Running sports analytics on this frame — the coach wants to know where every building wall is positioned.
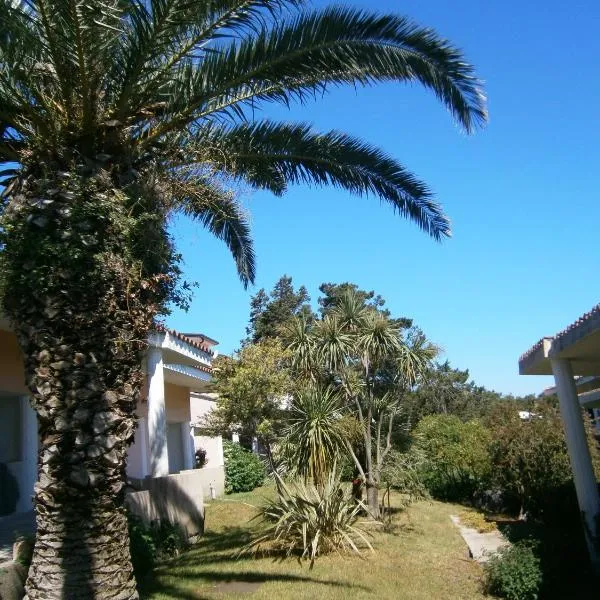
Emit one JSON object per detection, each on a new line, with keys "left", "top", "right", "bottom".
{"left": 0, "top": 329, "right": 28, "bottom": 395}
{"left": 0, "top": 331, "right": 37, "bottom": 514}
{"left": 127, "top": 411, "right": 150, "bottom": 480}
{"left": 165, "top": 383, "right": 191, "bottom": 422}
{"left": 190, "top": 393, "right": 224, "bottom": 469}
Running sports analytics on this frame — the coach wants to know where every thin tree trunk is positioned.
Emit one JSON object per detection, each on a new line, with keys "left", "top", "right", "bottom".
{"left": 366, "top": 480, "right": 379, "bottom": 519}
{"left": 2, "top": 170, "right": 168, "bottom": 598}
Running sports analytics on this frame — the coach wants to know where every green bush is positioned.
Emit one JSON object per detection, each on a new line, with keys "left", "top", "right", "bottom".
{"left": 247, "top": 471, "right": 372, "bottom": 567}
{"left": 127, "top": 513, "right": 189, "bottom": 579}
{"left": 128, "top": 514, "right": 157, "bottom": 578}
{"left": 485, "top": 401, "right": 600, "bottom": 522}
{"left": 223, "top": 440, "right": 266, "bottom": 493}
{"left": 484, "top": 541, "right": 542, "bottom": 600}
{"left": 412, "top": 414, "right": 492, "bottom": 501}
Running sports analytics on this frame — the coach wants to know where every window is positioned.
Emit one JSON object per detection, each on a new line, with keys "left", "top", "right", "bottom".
{"left": 0, "top": 396, "right": 22, "bottom": 463}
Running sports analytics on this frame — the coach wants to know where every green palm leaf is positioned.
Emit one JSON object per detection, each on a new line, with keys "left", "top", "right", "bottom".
{"left": 165, "top": 174, "right": 256, "bottom": 287}
{"left": 147, "top": 6, "right": 485, "bottom": 138}
{"left": 192, "top": 121, "right": 450, "bottom": 239}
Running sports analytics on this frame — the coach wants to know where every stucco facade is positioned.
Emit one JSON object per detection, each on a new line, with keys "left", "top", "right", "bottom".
{"left": 0, "top": 322, "right": 224, "bottom": 518}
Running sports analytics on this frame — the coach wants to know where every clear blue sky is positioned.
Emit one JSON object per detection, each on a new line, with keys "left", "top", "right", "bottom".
{"left": 168, "top": 0, "right": 600, "bottom": 396}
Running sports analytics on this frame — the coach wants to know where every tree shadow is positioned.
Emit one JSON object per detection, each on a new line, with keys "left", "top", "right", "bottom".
{"left": 140, "top": 568, "right": 370, "bottom": 599}
{"left": 497, "top": 518, "right": 599, "bottom": 600}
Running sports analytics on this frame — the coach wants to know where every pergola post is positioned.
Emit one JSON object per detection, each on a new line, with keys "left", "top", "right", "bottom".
{"left": 147, "top": 347, "right": 169, "bottom": 477}
{"left": 551, "top": 358, "right": 600, "bottom": 568}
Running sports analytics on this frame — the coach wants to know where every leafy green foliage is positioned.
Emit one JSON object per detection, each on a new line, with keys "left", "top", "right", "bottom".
{"left": 282, "top": 287, "right": 437, "bottom": 516}
{"left": 194, "top": 447, "right": 207, "bottom": 469}
{"left": 223, "top": 441, "right": 266, "bottom": 494}
{"left": 412, "top": 414, "right": 492, "bottom": 501}
{"left": 199, "top": 339, "right": 292, "bottom": 443}
{"left": 484, "top": 541, "right": 542, "bottom": 600}
{"left": 127, "top": 514, "right": 189, "bottom": 579}
{"left": 318, "top": 282, "right": 412, "bottom": 330}
{"left": 248, "top": 471, "right": 372, "bottom": 567}
{"left": 281, "top": 386, "right": 347, "bottom": 486}
{"left": 380, "top": 449, "right": 430, "bottom": 506}
{"left": 484, "top": 401, "right": 600, "bottom": 520}
{"left": 2, "top": 1, "right": 488, "bottom": 281}
{"left": 401, "top": 361, "right": 534, "bottom": 427}
{"left": 246, "top": 275, "right": 315, "bottom": 343}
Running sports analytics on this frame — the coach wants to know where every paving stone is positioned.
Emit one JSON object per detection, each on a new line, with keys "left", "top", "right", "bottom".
{"left": 450, "top": 514, "right": 509, "bottom": 563}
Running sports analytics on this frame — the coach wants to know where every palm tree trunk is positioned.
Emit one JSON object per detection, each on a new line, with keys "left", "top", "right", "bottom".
{"left": 20, "top": 336, "right": 142, "bottom": 600}
{"left": 2, "top": 170, "right": 167, "bottom": 598}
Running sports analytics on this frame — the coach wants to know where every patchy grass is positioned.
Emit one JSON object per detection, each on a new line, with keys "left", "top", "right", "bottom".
{"left": 141, "top": 486, "right": 485, "bottom": 600}
{"left": 458, "top": 508, "right": 499, "bottom": 534}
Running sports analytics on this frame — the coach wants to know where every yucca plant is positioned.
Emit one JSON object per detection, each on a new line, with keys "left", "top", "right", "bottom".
{"left": 247, "top": 470, "right": 372, "bottom": 567}
{"left": 282, "top": 386, "right": 346, "bottom": 486}
{"left": 284, "top": 290, "right": 437, "bottom": 518}
{"left": 1, "top": 0, "right": 485, "bottom": 596}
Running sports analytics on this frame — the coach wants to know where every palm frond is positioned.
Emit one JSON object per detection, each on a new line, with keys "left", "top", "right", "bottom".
{"left": 116, "top": 0, "right": 304, "bottom": 115}
{"left": 357, "top": 313, "right": 401, "bottom": 370}
{"left": 333, "top": 289, "right": 369, "bottom": 332}
{"left": 283, "top": 386, "right": 346, "bottom": 485}
{"left": 166, "top": 174, "right": 255, "bottom": 287}
{"left": 313, "top": 315, "right": 354, "bottom": 373}
{"left": 245, "top": 469, "right": 372, "bottom": 567}
{"left": 191, "top": 120, "right": 450, "bottom": 239}
{"left": 280, "top": 315, "right": 316, "bottom": 377}
{"left": 149, "top": 6, "right": 486, "bottom": 138}
{"left": 396, "top": 329, "right": 438, "bottom": 387}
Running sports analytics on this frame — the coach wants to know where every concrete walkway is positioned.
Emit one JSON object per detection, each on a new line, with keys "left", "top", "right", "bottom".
{"left": 450, "top": 515, "right": 509, "bottom": 563}
{"left": 0, "top": 511, "right": 35, "bottom": 562}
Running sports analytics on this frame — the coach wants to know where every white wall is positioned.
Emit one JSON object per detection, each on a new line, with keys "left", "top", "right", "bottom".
{"left": 127, "top": 414, "right": 149, "bottom": 479}
{"left": 190, "top": 393, "right": 224, "bottom": 468}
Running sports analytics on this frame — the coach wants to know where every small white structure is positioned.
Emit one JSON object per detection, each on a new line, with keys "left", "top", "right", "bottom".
{"left": 0, "top": 321, "right": 225, "bottom": 519}
{"left": 190, "top": 392, "right": 225, "bottom": 497}
{"left": 519, "top": 305, "right": 600, "bottom": 570}
{"left": 127, "top": 328, "right": 216, "bottom": 481}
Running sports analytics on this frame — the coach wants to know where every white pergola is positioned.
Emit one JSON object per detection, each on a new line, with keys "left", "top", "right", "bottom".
{"left": 519, "top": 305, "right": 600, "bottom": 569}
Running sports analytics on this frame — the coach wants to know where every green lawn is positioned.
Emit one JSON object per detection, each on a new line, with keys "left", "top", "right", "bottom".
{"left": 141, "top": 487, "right": 487, "bottom": 600}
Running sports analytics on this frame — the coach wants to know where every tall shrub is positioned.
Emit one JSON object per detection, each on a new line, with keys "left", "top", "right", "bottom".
{"left": 223, "top": 441, "right": 266, "bottom": 494}
{"left": 412, "top": 414, "right": 491, "bottom": 501}
{"left": 485, "top": 402, "right": 600, "bottom": 520}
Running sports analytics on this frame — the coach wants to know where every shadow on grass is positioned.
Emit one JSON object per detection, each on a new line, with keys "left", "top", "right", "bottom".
{"left": 139, "top": 525, "right": 371, "bottom": 598}
{"left": 141, "top": 571, "right": 368, "bottom": 600}
{"left": 496, "top": 518, "right": 599, "bottom": 600}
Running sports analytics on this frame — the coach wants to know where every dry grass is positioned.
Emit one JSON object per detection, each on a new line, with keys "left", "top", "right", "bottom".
{"left": 458, "top": 508, "right": 499, "bottom": 534}
{"left": 141, "top": 486, "right": 486, "bottom": 600}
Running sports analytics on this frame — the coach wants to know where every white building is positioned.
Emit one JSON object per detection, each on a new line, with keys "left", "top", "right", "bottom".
{"left": 0, "top": 320, "right": 225, "bottom": 520}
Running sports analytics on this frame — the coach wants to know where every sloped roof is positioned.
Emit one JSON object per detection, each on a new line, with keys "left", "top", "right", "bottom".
{"left": 154, "top": 324, "right": 216, "bottom": 357}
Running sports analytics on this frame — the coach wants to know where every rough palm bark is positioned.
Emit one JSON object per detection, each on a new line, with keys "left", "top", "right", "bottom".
{"left": 1, "top": 0, "right": 486, "bottom": 595}
{"left": 3, "top": 168, "right": 166, "bottom": 598}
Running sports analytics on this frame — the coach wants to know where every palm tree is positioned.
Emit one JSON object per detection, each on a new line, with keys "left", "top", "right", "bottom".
{"left": 303, "top": 290, "right": 437, "bottom": 517}
{"left": 0, "top": 0, "right": 485, "bottom": 596}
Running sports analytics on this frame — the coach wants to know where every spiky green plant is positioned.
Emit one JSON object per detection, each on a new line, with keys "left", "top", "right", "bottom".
{"left": 1, "top": 0, "right": 485, "bottom": 596}
{"left": 283, "top": 290, "right": 438, "bottom": 518}
{"left": 247, "top": 470, "right": 372, "bottom": 567}
{"left": 283, "top": 386, "right": 346, "bottom": 486}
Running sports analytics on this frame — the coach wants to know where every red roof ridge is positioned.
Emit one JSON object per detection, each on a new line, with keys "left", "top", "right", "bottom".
{"left": 154, "top": 324, "right": 216, "bottom": 357}
{"left": 519, "top": 302, "right": 600, "bottom": 362}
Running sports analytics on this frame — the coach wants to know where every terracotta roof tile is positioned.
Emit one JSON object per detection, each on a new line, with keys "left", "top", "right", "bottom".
{"left": 519, "top": 303, "right": 600, "bottom": 362}
{"left": 154, "top": 324, "right": 216, "bottom": 357}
